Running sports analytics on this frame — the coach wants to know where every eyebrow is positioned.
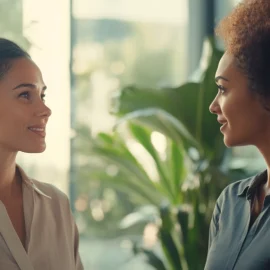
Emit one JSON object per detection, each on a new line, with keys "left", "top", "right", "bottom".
{"left": 12, "top": 83, "right": 47, "bottom": 91}
{"left": 215, "top": 76, "right": 229, "bottom": 83}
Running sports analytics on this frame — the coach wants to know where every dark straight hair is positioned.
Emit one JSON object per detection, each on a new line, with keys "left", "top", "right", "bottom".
{"left": 0, "top": 38, "right": 30, "bottom": 79}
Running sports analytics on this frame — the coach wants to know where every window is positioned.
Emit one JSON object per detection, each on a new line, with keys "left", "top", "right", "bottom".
{"left": 17, "top": 0, "right": 70, "bottom": 193}
{"left": 72, "top": 0, "right": 189, "bottom": 268}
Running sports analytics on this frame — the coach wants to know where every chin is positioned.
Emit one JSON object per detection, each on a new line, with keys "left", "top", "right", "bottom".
{"left": 21, "top": 143, "right": 47, "bottom": 153}
{"left": 223, "top": 136, "right": 249, "bottom": 148}
{"left": 223, "top": 140, "right": 234, "bottom": 148}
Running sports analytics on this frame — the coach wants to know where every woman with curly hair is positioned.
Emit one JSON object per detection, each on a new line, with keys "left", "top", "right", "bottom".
{"left": 205, "top": 0, "right": 270, "bottom": 269}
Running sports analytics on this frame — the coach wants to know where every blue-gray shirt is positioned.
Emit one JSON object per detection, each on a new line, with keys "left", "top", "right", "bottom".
{"left": 205, "top": 170, "right": 270, "bottom": 270}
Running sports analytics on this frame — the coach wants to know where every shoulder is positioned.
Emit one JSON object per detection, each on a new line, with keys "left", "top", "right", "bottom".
{"left": 222, "top": 176, "right": 252, "bottom": 196}
{"left": 216, "top": 175, "right": 254, "bottom": 208}
{"left": 17, "top": 163, "right": 70, "bottom": 205}
{"left": 32, "top": 179, "right": 68, "bottom": 201}
{"left": 31, "top": 179, "right": 72, "bottom": 212}
{"left": 31, "top": 179, "right": 75, "bottom": 226}
{"left": 31, "top": 179, "right": 70, "bottom": 208}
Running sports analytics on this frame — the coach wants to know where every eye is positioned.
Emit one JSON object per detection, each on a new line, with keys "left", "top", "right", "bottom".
{"left": 217, "top": 85, "right": 226, "bottom": 94}
{"left": 41, "top": 94, "right": 46, "bottom": 102}
{"left": 19, "top": 91, "right": 30, "bottom": 99}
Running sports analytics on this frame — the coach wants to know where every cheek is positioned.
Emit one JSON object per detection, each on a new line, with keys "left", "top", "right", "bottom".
{"left": 224, "top": 103, "right": 268, "bottom": 144}
{"left": 0, "top": 110, "right": 27, "bottom": 130}
{"left": 221, "top": 95, "right": 256, "bottom": 122}
{"left": 220, "top": 100, "right": 238, "bottom": 121}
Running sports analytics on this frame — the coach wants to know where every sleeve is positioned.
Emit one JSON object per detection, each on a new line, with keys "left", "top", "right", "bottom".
{"left": 208, "top": 201, "right": 221, "bottom": 250}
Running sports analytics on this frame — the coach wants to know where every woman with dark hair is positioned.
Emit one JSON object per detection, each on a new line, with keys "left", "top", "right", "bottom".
{"left": 205, "top": 0, "right": 270, "bottom": 269}
{"left": 0, "top": 38, "right": 83, "bottom": 270}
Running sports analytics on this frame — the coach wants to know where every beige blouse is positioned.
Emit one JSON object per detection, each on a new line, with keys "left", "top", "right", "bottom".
{"left": 0, "top": 165, "right": 84, "bottom": 270}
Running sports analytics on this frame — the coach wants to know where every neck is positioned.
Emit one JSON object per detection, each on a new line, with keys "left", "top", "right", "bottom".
{"left": 257, "top": 147, "right": 270, "bottom": 190}
{"left": 0, "top": 151, "right": 18, "bottom": 201}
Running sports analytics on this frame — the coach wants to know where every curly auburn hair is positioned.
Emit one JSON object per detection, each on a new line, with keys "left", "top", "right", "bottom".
{"left": 216, "top": 0, "right": 270, "bottom": 101}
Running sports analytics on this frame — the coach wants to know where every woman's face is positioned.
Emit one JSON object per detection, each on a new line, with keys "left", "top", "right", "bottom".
{"left": 209, "top": 52, "right": 270, "bottom": 148}
{"left": 0, "top": 57, "right": 51, "bottom": 153}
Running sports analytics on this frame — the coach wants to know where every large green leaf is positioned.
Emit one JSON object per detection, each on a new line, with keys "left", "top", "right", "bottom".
{"left": 128, "top": 123, "right": 176, "bottom": 200}
{"left": 111, "top": 82, "right": 200, "bottom": 136}
{"left": 89, "top": 135, "right": 165, "bottom": 204}
{"left": 92, "top": 133, "right": 156, "bottom": 186}
{"left": 167, "top": 141, "right": 187, "bottom": 204}
{"left": 159, "top": 203, "right": 188, "bottom": 270}
{"left": 114, "top": 108, "right": 201, "bottom": 154}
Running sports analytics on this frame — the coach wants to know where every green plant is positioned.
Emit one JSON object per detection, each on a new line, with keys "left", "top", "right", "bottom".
{"left": 81, "top": 37, "right": 246, "bottom": 269}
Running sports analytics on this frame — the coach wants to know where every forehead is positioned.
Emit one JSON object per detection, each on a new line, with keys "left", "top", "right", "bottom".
{"left": 1, "top": 58, "right": 44, "bottom": 86}
{"left": 215, "top": 52, "right": 237, "bottom": 78}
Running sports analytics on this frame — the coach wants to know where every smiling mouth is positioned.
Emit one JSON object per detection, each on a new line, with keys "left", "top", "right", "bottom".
{"left": 28, "top": 127, "right": 46, "bottom": 138}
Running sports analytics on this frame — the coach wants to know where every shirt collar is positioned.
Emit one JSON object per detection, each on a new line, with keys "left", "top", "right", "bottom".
{"left": 17, "top": 164, "right": 51, "bottom": 199}
{"left": 237, "top": 170, "right": 267, "bottom": 199}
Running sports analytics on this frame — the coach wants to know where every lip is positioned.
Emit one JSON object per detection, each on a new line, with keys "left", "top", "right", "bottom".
{"left": 220, "top": 122, "right": 227, "bottom": 132}
{"left": 217, "top": 118, "right": 227, "bottom": 125}
{"left": 217, "top": 118, "right": 228, "bottom": 132}
{"left": 28, "top": 126, "right": 46, "bottom": 138}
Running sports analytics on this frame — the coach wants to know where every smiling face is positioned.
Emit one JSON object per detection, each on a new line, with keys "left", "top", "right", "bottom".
{"left": 0, "top": 57, "right": 51, "bottom": 153}
{"left": 209, "top": 52, "right": 270, "bottom": 148}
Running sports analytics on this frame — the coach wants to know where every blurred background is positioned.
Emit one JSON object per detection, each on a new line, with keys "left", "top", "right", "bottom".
{"left": 1, "top": 0, "right": 266, "bottom": 269}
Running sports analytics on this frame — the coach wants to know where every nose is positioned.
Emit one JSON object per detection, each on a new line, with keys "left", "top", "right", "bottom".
{"left": 35, "top": 102, "right": 52, "bottom": 118}
{"left": 209, "top": 96, "right": 220, "bottom": 114}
